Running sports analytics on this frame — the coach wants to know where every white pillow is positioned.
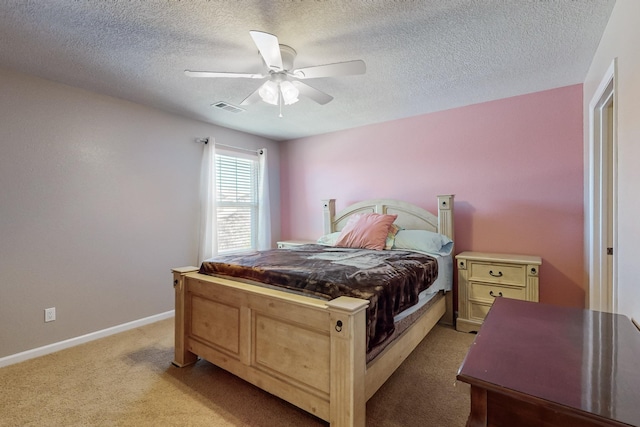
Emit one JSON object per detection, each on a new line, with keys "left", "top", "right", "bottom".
{"left": 393, "top": 229, "right": 453, "bottom": 255}
{"left": 317, "top": 232, "right": 341, "bottom": 246}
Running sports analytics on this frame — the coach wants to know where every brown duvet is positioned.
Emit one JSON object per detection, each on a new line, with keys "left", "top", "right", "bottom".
{"left": 199, "top": 244, "right": 438, "bottom": 351}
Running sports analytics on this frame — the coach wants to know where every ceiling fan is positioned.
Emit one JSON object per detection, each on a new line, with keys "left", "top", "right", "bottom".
{"left": 185, "top": 31, "right": 366, "bottom": 115}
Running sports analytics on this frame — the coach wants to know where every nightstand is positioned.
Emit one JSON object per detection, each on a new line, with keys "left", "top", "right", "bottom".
{"left": 455, "top": 251, "right": 542, "bottom": 333}
{"left": 276, "top": 240, "right": 315, "bottom": 249}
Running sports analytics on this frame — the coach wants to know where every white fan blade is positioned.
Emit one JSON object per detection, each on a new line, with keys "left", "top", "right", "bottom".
{"left": 292, "top": 60, "right": 366, "bottom": 79}
{"left": 184, "top": 70, "right": 265, "bottom": 79}
{"left": 249, "top": 30, "right": 283, "bottom": 71}
{"left": 240, "top": 86, "right": 263, "bottom": 106}
{"left": 292, "top": 81, "right": 333, "bottom": 105}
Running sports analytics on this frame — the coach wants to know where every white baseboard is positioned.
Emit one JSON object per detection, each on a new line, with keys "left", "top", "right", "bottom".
{"left": 0, "top": 310, "right": 175, "bottom": 368}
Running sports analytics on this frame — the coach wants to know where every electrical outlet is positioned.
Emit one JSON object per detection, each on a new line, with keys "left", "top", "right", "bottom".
{"left": 44, "top": 307, "right": 56, "bottom": 322}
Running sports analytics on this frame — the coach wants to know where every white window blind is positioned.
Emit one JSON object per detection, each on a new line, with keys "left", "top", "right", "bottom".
{"left": 215, "top": 150, "right": 259, "bottom": 254}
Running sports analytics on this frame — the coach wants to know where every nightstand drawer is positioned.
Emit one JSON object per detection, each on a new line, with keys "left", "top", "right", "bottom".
{"left": 468, "top": 262, "right": 526, "bottom": 286}
{"left": 469, "top": 302, "right": 492, "bottom": 321}
{"left": 470, "top": 282, "right": 526, "bottom": 303}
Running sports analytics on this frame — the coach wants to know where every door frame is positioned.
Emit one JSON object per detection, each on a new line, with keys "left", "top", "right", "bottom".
{"left": 587, "top": 58, "right": 618, "bottom": 313}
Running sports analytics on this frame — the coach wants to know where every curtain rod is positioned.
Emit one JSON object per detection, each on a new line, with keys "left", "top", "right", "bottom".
{"left": 195, "top": 137, "right": 262, "bottom": 155}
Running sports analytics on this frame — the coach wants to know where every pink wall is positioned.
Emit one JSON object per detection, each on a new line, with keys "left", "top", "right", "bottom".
{"left": 280, "top": 84, "right": 584, "bottom": 308}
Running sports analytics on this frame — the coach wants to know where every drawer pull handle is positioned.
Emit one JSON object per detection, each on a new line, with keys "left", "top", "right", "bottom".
{"left": 489, "top": 290, "right": 503, "bottom": 297}
{"left": 489, "top": 270, "right": 503, "bottom": 277}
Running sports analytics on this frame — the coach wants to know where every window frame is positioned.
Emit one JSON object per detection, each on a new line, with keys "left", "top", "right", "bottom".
{"left": 215, "top": 148, "right": 260, "bottom": 254}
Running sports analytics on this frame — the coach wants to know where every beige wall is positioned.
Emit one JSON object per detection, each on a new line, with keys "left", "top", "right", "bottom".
{"left": 583, "top": 0, "right": 640, "bottom": 323}
{"left": 0, "top": 68, "right": 279, "bottom": 359}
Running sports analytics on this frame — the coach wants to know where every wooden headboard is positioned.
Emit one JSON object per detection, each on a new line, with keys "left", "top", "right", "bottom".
{"left": 322, "top": 195, "right": 454, "bottom": 242}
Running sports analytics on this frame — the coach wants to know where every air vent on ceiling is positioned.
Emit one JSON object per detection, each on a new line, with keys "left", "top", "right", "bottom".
{"left": 211, "top": 101, "right": 244, "bottom": 113}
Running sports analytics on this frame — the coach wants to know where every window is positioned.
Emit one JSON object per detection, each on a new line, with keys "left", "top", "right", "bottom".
{"left": 215, "top": 149, "right": 259, "bottom": 254}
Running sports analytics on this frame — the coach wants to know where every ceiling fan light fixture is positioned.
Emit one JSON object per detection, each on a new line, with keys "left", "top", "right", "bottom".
{"left": 258, "top": 80, "right": 279, "bottom": 105}
{"left": 258, "top": 79, "right": 299, "bottom": 106}
{"left": 280, "top": 81, "right": 299, "bottom": 105}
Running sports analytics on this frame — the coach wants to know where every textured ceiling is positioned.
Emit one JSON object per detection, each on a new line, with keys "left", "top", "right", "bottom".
{"left": 0, "top": 1, "right": 615, "bottom": 141}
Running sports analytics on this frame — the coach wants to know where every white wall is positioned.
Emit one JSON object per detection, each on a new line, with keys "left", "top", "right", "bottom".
{"left": 583, "top": 0, "right": 640, "bottom": 323}
{"left": 0, "top": 67, "right": 279, "bottom": 359}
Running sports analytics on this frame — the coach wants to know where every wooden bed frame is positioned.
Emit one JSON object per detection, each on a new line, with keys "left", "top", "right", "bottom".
{"left": 172, "top": 195, "right": 454, "bottom": 427}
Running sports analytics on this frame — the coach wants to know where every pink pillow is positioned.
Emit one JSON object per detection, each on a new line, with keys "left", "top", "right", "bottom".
{"left": 335, "top": 213, "right": 398, "bottom": 250}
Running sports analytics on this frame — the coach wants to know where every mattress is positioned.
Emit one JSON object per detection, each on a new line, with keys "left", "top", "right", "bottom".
{"left": 394, "top": 252, "right": 452, "bottom": 322}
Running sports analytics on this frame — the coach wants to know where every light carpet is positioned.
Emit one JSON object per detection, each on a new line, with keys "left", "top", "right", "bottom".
{"left": 0, "top": 319, "right": 475, "bottom": 426}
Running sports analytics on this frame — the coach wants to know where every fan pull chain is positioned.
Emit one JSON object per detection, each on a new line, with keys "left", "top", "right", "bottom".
{"left": 278, "top": 85, "right": 283, "bottom": 118}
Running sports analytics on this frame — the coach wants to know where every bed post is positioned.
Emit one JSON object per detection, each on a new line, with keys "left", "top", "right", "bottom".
{"left": 437, "top": 195, "right": 455, "bottom": 326}
{"left": 323, "top": 199, "right": 336, "bottom": 234}
{"left": 172, "top": 267, "right": 199, "bottom": 367}
{"left": 437, "top": 194, "right": 454, "bottom": 242}
{"left": 326, "top": 296, "right": 369, "bottom": 427}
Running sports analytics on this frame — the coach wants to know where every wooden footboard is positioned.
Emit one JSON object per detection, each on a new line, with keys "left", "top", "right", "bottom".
{"left": 173, "top": 267, "right": 446, "bottom": 427}
{"left": 173, "top": 268, "right": 371, "bottom": 425}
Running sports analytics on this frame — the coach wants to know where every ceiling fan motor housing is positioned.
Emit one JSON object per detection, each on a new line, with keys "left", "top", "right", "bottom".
{"left": 277, "top": 45, "right": 296, "bottom": 71}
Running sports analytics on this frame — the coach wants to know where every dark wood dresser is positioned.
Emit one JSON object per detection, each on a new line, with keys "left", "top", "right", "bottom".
{"left": 457, "top": 298, "right": 640, "bottom": 427}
